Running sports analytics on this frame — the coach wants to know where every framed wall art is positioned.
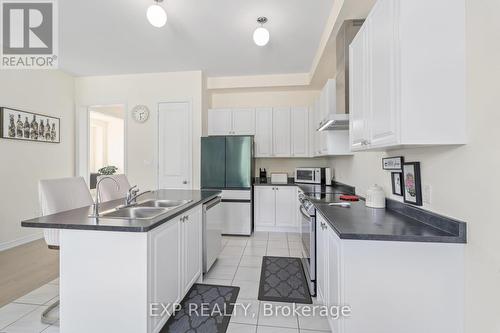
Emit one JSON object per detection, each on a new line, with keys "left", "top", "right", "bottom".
{"left": 391, "top": 172, "right": 403, "bottom": 196}
{"left": 0, "top": 107, "right": 60, "bottom": 143}
{"left": 403, "top": 162, "right": 422, "bottom": 206}
{"left": 382, "top": 156, "right": 404, "bottom": 170}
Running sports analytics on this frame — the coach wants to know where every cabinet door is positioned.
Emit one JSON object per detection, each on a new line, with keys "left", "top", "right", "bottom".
{"left": 368, "top": 0, "right": 399, "bottom": 147}
{"left": 291, "top": 107, "right": 309, "bottom": 157}
{"left": 208, "top": 109, "right": 232, "bottom": 135}
{"left": 149, "top": 219, "right": 181, "bottom": 331}
{"left": 326, "top": 223, "right": 342, "bottom": 333}
{"left": 254, "top": 186, "right": 276, "bottom": 227}
{"left": 349, "top": 28, "right": 370, "bottom": 151}
{"left": 272, "top": 107, "right": 291, "bottom": 157}
{"left": 255, "top": 108, "right": 274, "bottom": 157}
{"left": 182, "top": 207, "right": 202, "bottom": 294}
{"left": 275, "top": 186, "right": 297, "bottom": 228}
{"left": 316, "top": 214, "right": 327, "bottom": 303}
{"left": 232, "top": 108, "right": 256, "bottom": 135}
{"left": 312, "top": 99, "right": 322, "bottom": 157}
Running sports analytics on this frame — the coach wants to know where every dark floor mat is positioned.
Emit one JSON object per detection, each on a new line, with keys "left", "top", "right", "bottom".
{"left": 160, "top": 283, "right": 239, "bottom": 333}
{"left": 258, "top": 256, "right": 312, "bottom": 304}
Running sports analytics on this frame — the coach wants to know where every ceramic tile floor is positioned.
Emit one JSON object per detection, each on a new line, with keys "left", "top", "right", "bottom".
{"left": 0, "top": 279, "right": 59, "bottom": 333}
{"left": 0, "top": 232, "right": 331, "bottom": 333}
{"left": 203, "top": 232, "right": 332, "bottom": 333}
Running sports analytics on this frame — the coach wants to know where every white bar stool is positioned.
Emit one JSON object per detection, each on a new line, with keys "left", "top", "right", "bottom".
{"left": 38, "top": 176, "right": 94, "bottom": 324}
{"left": 96, "top": 174, "right": 131, "bottom": 202}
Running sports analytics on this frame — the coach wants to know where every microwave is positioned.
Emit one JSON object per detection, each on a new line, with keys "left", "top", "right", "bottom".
{"left": 295, "top": 167, "right": 332, "bottom": 185}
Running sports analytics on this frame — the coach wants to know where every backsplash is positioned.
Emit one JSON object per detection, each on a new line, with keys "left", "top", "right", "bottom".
{"left": 254, "top": 157, "right": 330, "bottom": 177}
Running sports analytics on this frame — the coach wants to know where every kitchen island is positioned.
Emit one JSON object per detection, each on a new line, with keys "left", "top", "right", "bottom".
{"left": 22, "top": 189, "right": 221, "bottom": 333}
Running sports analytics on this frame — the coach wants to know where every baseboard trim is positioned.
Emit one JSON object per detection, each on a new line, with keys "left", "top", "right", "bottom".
{"left": 0, "top": 233, "right": 44, "bottom": 252}
{"left": 255, "top": 226, "right": 300, "bottom": 233}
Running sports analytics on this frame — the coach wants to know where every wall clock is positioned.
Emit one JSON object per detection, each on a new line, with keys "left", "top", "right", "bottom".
{"left": 132, "top": 105, "right": 150, "bottom": 123}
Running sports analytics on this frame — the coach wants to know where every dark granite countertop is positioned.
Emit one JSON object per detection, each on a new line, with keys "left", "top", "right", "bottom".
{"left": 21, "top": 189, "right": 221, "bottom": 232}
{"left": 295, "top": 182, "right": 466, "bottom": 244}
{"left": 313, "top": 199, "right": 466, "bottom": 243}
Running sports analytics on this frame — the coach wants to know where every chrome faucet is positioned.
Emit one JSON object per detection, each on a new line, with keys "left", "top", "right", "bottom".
{"left": 91, "top": 177, "right": 120, "bottom": 218}
{"left": 125, "top": 185, "right": 151, "bottom": 206}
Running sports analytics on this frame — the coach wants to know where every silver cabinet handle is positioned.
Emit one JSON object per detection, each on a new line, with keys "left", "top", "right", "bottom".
{"left": 186, "top": 215, "right": 189, "bottom": 221}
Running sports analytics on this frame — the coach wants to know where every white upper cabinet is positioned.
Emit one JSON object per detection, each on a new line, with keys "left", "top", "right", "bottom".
{"left": 367, "top": 0, "right": 398, "bottom": 147}
{"left": 232, "top": 108, "right": 256, "bottom": 135}
{"left": 349, "top": 0, "right": 466, "bottom": 151}
{"left": 272, "top": 107, "right": 291, "bottom": 157}
{"left": 208, "top": 108, "right": 255, "bottom": 136}
{"left": 255, "top": 108, "right": 273, "bottom": 157}
{"left": 290, "top": 107, "right": 309, "bottom": 157}
{"left": 208, "top": 108, "right": 232, "bottom": 136}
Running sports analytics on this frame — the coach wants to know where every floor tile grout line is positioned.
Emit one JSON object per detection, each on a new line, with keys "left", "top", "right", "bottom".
{"left": 0, "top": 302, "right": 49, "bottom": 331}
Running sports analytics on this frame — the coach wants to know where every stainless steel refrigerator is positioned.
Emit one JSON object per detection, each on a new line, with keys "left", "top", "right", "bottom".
{"left": 201, "top": 136, "right": 253, "bottom": 235}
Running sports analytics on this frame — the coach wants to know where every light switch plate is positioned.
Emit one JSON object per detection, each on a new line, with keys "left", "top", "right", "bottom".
{"left": 423, "top": 184, "right": 432, "bottom": 204}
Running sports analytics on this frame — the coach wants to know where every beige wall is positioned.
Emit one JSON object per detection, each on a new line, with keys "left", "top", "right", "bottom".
{"left": 209, "top": 89, "right": 324, "bottom": 175}
{"left": 329, "top": 0, "right": 500, "bottom": 331}
{"left": 75, "top": 71, "right": 203, "bottom": 190}
{"left": 0, "top": 70, "right": 75, "bottom": 249}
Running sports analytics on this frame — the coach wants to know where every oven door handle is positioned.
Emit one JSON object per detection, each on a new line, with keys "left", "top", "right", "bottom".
{"left": 300, "top": 206, "right": 313, "bottom": 220}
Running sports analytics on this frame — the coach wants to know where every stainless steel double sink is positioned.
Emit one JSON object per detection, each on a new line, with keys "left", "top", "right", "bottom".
{"left": 99, "top": 199, "right": 192, "bottom": 220}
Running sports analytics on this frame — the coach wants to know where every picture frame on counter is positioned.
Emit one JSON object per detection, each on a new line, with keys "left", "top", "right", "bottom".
{"left": 0, "top": 107, "right": 60, "bottom": 143}
{"left": 382, "top": 156, "right": 404, "bottom": 170}
{"left": 403, "top": 162, "right": 422, "bottom": 206}
{"left": 391, "top": 172, "right": 404, "bottom": 196}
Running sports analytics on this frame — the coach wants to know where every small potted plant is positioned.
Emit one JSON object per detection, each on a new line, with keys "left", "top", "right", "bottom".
{"left": 98, "top": 166, "right": 118, "bottom": 175}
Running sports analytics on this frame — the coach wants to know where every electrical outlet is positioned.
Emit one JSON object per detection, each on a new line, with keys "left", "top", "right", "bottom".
{"left": 423, "top": 184, "right": 432, "bottom": 204}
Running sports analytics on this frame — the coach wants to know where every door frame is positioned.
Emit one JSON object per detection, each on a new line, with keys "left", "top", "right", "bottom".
{"left": 156, "top": 100, "right": 193, "bottom": 190}
{"left": 76, "top": 103, "right": 128, "bottom": 186}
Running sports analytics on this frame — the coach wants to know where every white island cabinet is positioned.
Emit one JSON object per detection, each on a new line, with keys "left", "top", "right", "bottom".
{"left": 316, "top": 212, "right": 464, "bottom": 333}
{"left": 59, "top": 205, "right": 202, "bottom": 333}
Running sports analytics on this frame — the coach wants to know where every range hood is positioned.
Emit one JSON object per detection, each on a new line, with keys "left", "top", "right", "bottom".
{"left": 318, "top": 19, "right": 364, "bottom": 132}
{"left": 317, "top": 113, "right": 350, "bottom": 131}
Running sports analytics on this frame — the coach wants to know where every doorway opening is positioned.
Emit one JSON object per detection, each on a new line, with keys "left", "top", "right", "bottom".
{"left": 88, "top": 105, "right": 125, "bottom": 190}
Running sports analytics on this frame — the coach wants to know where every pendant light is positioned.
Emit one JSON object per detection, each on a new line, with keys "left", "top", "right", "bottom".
{"left": 253, "top": 17, "right": 270, "bottom": 46}
{"left": 147, "top": 0, "right": 167, "bottom": 28}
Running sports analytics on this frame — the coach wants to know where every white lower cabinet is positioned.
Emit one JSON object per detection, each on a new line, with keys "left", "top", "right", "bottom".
{"left": 148, "top": 218, "right": 182, "bottom": 333}
{"left": 148, "top": 206, "right": 202, "bottom": 332}
{"left": 254, "top": 186, "right": 298, "bottom": 232}
{"left": 181, "top": 206, "right": 202, "bottom": 294}
{"left": 315, "top": 212, "right": 465, "bottom": 333}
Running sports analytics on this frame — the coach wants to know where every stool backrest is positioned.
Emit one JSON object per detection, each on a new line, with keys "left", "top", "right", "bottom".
{"left": 39, "top": 177, "right": 94, "bottom": 247}
{"left": 96, "top": 174, "right": 131, "bottom": 202}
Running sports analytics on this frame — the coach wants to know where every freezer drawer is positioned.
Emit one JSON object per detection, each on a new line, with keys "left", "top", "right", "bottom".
{"left": 221, "top": 201, "right": 252, "bottom": 236}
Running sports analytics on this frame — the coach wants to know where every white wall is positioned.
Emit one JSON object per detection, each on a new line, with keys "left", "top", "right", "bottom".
{"left": 0, "top": 70, "right": 75, "bottom": 249}
{"left": 76, "top": 71, "right": 203, "bottom": 190}
{"left": 329, "top": 0, "right": 500, "bottom": 330}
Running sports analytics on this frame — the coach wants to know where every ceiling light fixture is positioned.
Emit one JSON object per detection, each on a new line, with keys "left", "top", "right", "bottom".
{"left": 253, "top": 17, "right": 270, "bottom": 46}
{"left": 147, "top": 0, "right": 167, "bottom": 28}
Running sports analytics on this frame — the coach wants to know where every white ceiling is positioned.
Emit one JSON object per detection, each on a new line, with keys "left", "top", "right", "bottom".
{"left": 59, "top": 0, "right": 334, "bottom": 77}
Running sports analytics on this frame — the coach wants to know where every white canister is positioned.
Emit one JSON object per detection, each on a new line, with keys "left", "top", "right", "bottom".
{"left": 366, "top": 184, "right": 386, "bottom": 208}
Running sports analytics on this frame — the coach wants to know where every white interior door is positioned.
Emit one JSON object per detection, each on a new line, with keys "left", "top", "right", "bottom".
{"left": 158, "top": 102, "right": 192, "bottom": 189}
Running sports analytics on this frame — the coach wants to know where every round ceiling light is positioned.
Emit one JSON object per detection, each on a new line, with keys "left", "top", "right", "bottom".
{"left": 253, "top": 17, "right": 270, "bottom": 46}
{"left": 147, "top": 0, "right": 167, "bottom": 28}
